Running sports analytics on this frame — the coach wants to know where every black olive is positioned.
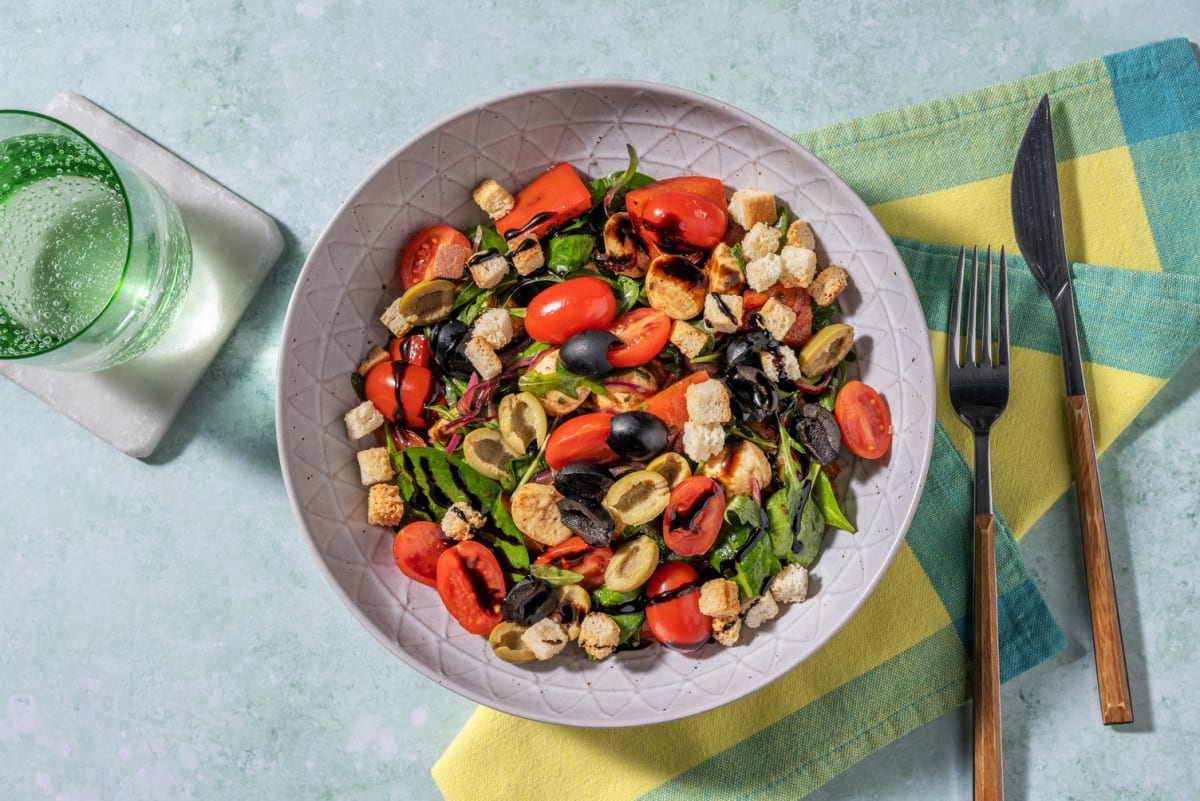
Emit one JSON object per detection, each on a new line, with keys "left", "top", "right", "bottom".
{"left": 724, "top": 365, "right": 778, "bottom": 424}
{"left": 795, "top": 403, "right": 841, "bottom": 465}
{"left": 556, "top": 496, "right": 616, "bottom": 547}
{"left": 722, "top": 330, "right": 776, "bottom": 370}
{"left": 605, "top": 411, "right": 668, "bottom": 460}
{"left": 428, "top": 319, "right": 473, "bottom": 379}
{"left": 553, "top": 461, "right": 615, "bottom": 502}
{"left": 501, "top": 577, "right": 557, "bottom": 626}
{"left": 558, "top": 329, "right": 620, "bottom": 376}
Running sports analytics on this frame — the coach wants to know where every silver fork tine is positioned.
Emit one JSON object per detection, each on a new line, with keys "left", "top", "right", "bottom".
{"left": 950, "top": 246, "right": 965, "bottom": 368}
{"left": 983, "top": 246, "right": 994, "bottom": 366}
{"left": 997, "top": 246, "right": 1010, "bottom": 368}
{"left": 967, "top": 246, "right": 979, "bottom": 366}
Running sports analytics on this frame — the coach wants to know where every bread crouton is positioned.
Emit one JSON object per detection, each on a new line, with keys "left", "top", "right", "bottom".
{"left": 741, "top": 222, "right": 782, "bottom": 260}
{"left": 785, "top": 218, "right": 817, "bottom": 250}
{"left": 711, "top": 615, "right": 741, "bottom": 646}
{"left": 367, "top": 483, "right": 404, "bottom": 527}
{"left": 704, "top": 293, "right": 743, "bottom": 334}
{"left": 511, "top": 483, "right": 573, "bottom": 547}
{"left": 686, "top": 379, "right": 731, "bottom": 424}
{"left": 429, "top": 241, "right": 470, "bottom": 281}
{"left": 464, "top": 336, "right": 502, "bottom": 380}
{"left": 468, "top": 251, "right": 509, "bottom": 289}
{"left": 706, "top": 242, "right": 745, "bottom": 294}
{"left": 441, "top": 502, "right": 485, "bottom": 541}
{"left": 699, "top": 578, "right": 741, "bottom": 617}
{"left": 669, "top": 320, "right": 708, "bottom": 360}
{"left": 577, "top": 612, "right": 621, "bottom": 660}
{"left": 356, "top": 447, "right": 394, "bottom": 485}
{"left": 472, "top": 308, "right": 514, "bottom": 349}
{"left": 779, "top": 245, "right": 817, "bottom": 289}
{"left": 521, "top": 617, "right": 568, "bottom": 661}
{"left": 358, "top": 346, "right": 390, "bottom": 376}
{"left": 771, "top": 563, "right": 810, "bottom": 604}
{"left": 760, "top": 345, "right": 802, "bottom": 384}
{"left": 755, "top": 297, "right": 797, "bottom": 342}
{"left": 745, "top": 254, "right": 783, "bottom": 292}
{"left": 472, "top": 178, "right": 515, "bottom": 220}
{"left": 379, "top": 297, "right": 415, "bottom": 338}
{"left": 509, "top": 235, "right": 544, "bottom": 276}
{"left": 682, "top": 421, "right": 725, "bottom": 463}
{"left": 728, "top": 189, "right": 778, "bottom": 229}
{"left": 740, "top": 592, "right": 779, "bottom": 629}
{"left": 810, "top": 265, "right": 849, "bottom": 307}
{"left": 345, "top": 401, "right": 385, "bottom": 440}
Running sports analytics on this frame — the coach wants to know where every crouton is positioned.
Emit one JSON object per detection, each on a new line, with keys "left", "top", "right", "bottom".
{"left": 701, "top": 441, "right": 772, "bottom": 498}
{"left": 740, "top": 593, "right": 779, "bottom": 629}
{"left": 472, "top": 178, "right": 515, "bottom": 220}
{"left": 528, "top": 349, "right": 590, "bottom": 416}
{"left": 468, "top": 251, "right": 509, "bottom": 289}
{"left": 741, "top": 222, "right": 782, "bottom": 260}
{"left": 728, "top": 189, "right": 778, "bottom": 229}
{"left": 760, "top": 345, "right": 802, "bottom": 384}
{"left": 345, "top": 401, "right": 385, "bottom": 440}
{"left": 745, "top": 254, "right": 783, "bottom": 292}
{"left": 379, "top": 297, "right": 415, "bottom": 338}
{"left": 356, "top": 447, "right": 394, "bottom": 486}
{"left": 682, "top": 421, "right": 726, "bottom": 463}
{"left": 686, "top": 379, "right": 731, "bottom": 424}
{"left": 645, "top": 255, "right": 707, "bottom": 320}
{"left": 367, "top": 483, "right": 404, "bottom": 527}
{"left": 706, "top": 242, "right": 745, "bottom": 294}
{"left": 699, "top": 579, "right": 741, "bottom": 618}
{"left": 785, "top": 218, "right": 817, "bottom": 250}
{"left": 429, "top": 241, "right": 470, "bottom": 281}
{"left": 464, "top": 336, "right": 502, "bottom": 380}
{"left": 521, "top": 617, "right": 568, "bottom": 661}
{"left": 441, "top": 502, "right": 485, "bottom": 541}
{"left": 810, "top": 265, "right": 849, "bottom": 307}
{"left": 577, "top": 612, "right": 621, "bottom": 660}
{"left": 669, "top": 320, "right": 708, "bottom": 360}
{"left": 704, "top": 293, "right": 743, "bottom": 334}
{"left": 771, "top": 563, "right": 810, "bottom": 604}
{"left": 779, "top": 245, "right": 817, "bottom": 289}
{"left": 509, "top": 235, "right": 544, "bottom": 276}
{"left": 511, "top": 483, "right": 573, "bottom": 547}
{"left": 472, "top": 308, "right": 514, "bottom": 349}
{"left": 358, "top": 346, "right": 390, "bottom": 376}
{"left": 755, "top": 297, "right": 797, "bottom": 342}
{"left": 711, "top": 615, "right": 741, "bottom": 646}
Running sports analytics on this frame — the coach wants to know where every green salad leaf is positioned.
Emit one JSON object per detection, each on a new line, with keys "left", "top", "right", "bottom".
{"left": 547, "top": 231, "right": 596, "bottom": 274}
{"left": 710, "top": 494, "right": 780, "bottom": 600}
{"left": 530, "top": 564, "right": 584, "bottom": 586}
{"left": 586, "top": 144, "right": 656, "bottom": 210}
{"left": 590, "top": 586, "right": 644, "bottom": 645}
{"left": 518, "top": 360, "right": 607, "bottom": 399}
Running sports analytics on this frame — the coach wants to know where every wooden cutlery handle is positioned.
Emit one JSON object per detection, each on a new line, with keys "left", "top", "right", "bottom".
{"left": 1066, "top": 394, "right": 1134, "bottom": 725}
{"left": 973, "top": 513, "right": 1003, "bottom": 801}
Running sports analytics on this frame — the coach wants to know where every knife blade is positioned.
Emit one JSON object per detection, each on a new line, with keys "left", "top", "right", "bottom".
{"left": 1011, "top": 94, "right": 1134, "bottom": 725}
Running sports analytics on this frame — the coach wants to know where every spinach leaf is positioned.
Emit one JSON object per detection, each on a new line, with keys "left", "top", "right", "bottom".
{"left": 590, "top": 586, "right": 644, "bottom": 645}
{"left": 464, "top": 222, "right": 508, "bottom": 254}
{"left": 612, "top": 274, "right": 641, "bottom": 316}
{"left": 814, "top": 467, "right": 855, "bottom": 533}
{"left": 710, "top": 494, "right": 780, "bottom": 600}
{"left": 547, "top": 233, "right": 596, "bottom": 274}
{"left": 791, "top": 479, "right": 827, "bottom": 567}
{"left": 518, "top": 360, "right": 607, "bottom": 399}
{"left": 350, "top": 371, "right": 366, "bottom": 403}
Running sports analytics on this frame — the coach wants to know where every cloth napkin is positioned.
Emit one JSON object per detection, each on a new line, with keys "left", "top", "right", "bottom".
{"left": 433, "top": 39, "right": 1200, "bottom": 801}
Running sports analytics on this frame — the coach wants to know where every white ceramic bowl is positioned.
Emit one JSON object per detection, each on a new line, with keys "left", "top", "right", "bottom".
{"left": 276, "top": 81, "right": 935, "bottom": 727}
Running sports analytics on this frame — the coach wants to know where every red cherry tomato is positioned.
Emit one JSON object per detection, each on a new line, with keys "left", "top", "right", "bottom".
{"left": 533, "top": 536, "right": 613, "bottom": 590}
{"left": 397, "top": 224, "right": 471, "bottom": 289}
{"left": 544, "top": 412, "right": 618, "bottom": 470}
{"left": 524, "top": 277, "right": 618, "bottom": 344}
{"left": 662, "top": 475, "right": 726, "bottom": 556}
{"left": 365, "top": 361, "right": 437, "bottom": 428}
{"left": 605, "top": 308, "right": 671, "bottom": 368}
{"left": 644, "top": 561, "right": 711, "bottom": 653}
{"left": 392, "top": 521, "right": 451, "bottom": 587}
{"left": 389, "top": 334, "right": 431, "bottom": 367}
{"left": 641, "top": 371, "right": 709, "bottom": 429}
{"left": 742, "top": 285, "right": 813, "bottom": 347}
{"left": 496, "top": 162, "right": 592, "bottom": 241}
{"left": 436, "top": 540, "right": 506, "bottom": 635}
{"left": 834, "top": 380, "right": 893, "bottom": 460}
{"left": 638, "top": 190, "right": 728, "bottom": 252}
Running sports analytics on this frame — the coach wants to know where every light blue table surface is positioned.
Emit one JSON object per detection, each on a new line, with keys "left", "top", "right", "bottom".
{"left": 3, "top": 3, "right": 1198, "bottom": 799}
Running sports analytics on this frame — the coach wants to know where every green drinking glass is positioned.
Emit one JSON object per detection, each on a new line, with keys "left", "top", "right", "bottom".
{"left": 0, "top": 110, "right": 191, "bottom": 371}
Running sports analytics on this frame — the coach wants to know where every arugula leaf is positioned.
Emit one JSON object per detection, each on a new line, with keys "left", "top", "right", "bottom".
{"left": 530, "top": 564, "right": 584, "bottom": 586}
{"left": 729, "top": 242, "right": 748, "bottom": 276}
{"left": 518, "top": 360, "right": 607, "bottom": 399}
{"left": 586, "top": 144, "right": 655, "bottom": 210}
{"left": 710, "top": 494, "right": 780, "bottom": 600}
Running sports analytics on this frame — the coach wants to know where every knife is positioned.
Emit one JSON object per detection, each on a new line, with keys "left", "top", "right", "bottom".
{"left": 1011, "top": 94, "right": 1133, "bottom": 725}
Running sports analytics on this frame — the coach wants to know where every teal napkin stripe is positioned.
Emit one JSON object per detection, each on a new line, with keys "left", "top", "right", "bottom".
{"left": 895, "top": 239, "right": 1200, "bottom": 380}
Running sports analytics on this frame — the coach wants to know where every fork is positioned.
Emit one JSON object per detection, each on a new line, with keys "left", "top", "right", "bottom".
{"left": 948, "top": 246, "right": 1009, "bottom": 801}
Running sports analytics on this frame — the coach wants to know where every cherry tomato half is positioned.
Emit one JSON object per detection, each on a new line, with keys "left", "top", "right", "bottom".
{"left": 365, "top": 360, "right": 437, "bottom": 428}
{"left": 662, "top": 475, "right": 726, "bottom": 556}
{"left": 834, "top": 380, "right": 893, "bottom": 460}
{"left": 742, "top": 285, "right": 813, "bottom": 347}
{"left": 606, "top": 308, "right": 671, "bottom": 368}
{"left": 392, "top": 521, "right": 452, "bottom": 587}
{"left": 524, "top": 277, "right": 618, "bottom": 345}
{"left": 389, "top": 333, "right": 431, "bottom": 367}
{"left": 533, "top": 536, "right": 613, "bottom": 590}
{"left": 638, "top": 190, "right": 728, "bottom": 253}
{"left": 496, "top": 162, "right": 593, "bottom": 241}
{"left": 398, "top": 224, "right": 471, "bottom": 289}
{"left": 436, "top": 540, "right": 507, "bottom": 635}
{"left": 544, "top": 412, "right": 618, "bottom": 471}
{"left": 644, "top": 561, "right": 711, "bottom": 653}
{"left": 641, "top": 371, "right": 709, "bottom": 429}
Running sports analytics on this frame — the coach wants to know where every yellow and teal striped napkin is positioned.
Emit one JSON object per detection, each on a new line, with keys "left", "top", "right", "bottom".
{"left": 434, "top": 39, "right": 1200, "bottom": 800}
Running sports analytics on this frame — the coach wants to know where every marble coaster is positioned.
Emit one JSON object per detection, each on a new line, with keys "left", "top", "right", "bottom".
{"left": 0, "top": 92, "right": 284, "bottom": 458}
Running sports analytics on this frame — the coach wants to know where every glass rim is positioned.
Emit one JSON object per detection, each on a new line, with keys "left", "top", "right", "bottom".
{"left": 0, "top": 109, "right": 133, "bottom": 360}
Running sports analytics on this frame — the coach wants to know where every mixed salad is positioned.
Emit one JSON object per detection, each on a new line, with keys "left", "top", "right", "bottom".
{"left": 343, "top": 148, "right": 893, "bottom": 663}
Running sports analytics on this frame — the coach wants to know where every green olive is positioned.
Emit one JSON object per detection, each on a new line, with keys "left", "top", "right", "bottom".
{"left": 604, "top": 536, "right": 661, "bottom": 592}
{"left": 397, "top": 279, "right": 456, "bottom": 325}
{"left": 602, "top": 469, "right": 670, "bottom": 527}
{"left": 646, "top": 452, "right": 692, "bottom": 489}
{"left": 797, "top": 322, "right": 854, "bottom": 377}
{"left": 488, "top": 621, "right": 535, "bottom": 663}
{"left": 462, "top": 428, "right": 513, "bottom": 481}
{"left": 552, "top": 584, "right": 592, "bottom": 640}
{"left": 498, "top": 391, "right": 549, "bottom": 456}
